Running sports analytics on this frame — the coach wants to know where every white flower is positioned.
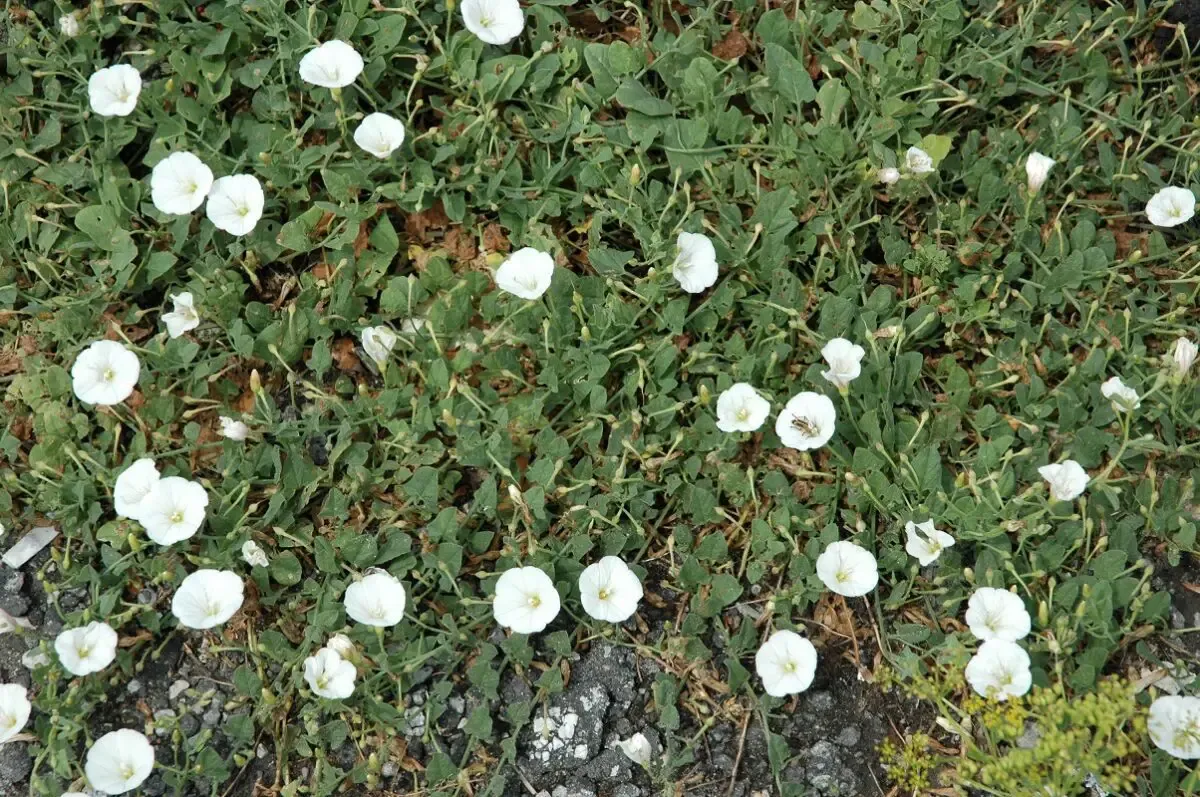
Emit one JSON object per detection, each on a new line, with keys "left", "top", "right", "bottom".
{"left": 114, "top": 458, "right": 160, "bottom": 521}
{"left": 672, "top": 232, "right": 719, "bottom": 294}
{"left": 461, "top": 0, "right": 524, "bottom": 45}
{"left": 1146, "top": 186, "right": 1196, "bottom": 228}
{"left": 820, "top": 338, "right": 866, "bottom": 390}
{"left": 241, "top": 540, "right": 269, "bottom": 568}
{"left": 715, "top": 383, "right": 770, "bottom": 433}
{"left": 85, "top": 729, "right": 154, "bottom": 794}
{"left": 171, "top": 569, "right": 244, "bottom": 630}
{"left": 138, "top": 476, "right": 208, "bottom": 546}
{"left": 1149, "top": 695, "right": 1200, "bottom": 759}
{"left": 617, "top": 733, "right": 652, "bottom": 767}
{"left": 877, "top": 167, "right": 900, "bottom": 185}
{"left": 326, "top": 633, "right": 356, "bottom": 659}
{"left": 1037, "top": 460, "right": 1089, "bottom": 502}
{"left": 361, "top": 326, "right": 398, "bottom": 368}
{"left": 220, "top": 416, "right": 250, "bottom": 441}
{"left": 61, "top": 793, "right": 89, "bottom": 797}
{"left": 0, "top": 607, "right": 32, "bottom": 635}
{"left": 354, "top": 113, "right": 406, "bottom": 159}
{"left": 150, "top": 152, "right": 214, "bottom": 215}
{"left": 904, "top": 146, "right": 935, "bottom": 175}
{"left": 162, "top": 292, "right": 200, "bottom": 338}
{"left": 54, "top": 622, "right": 118, "bottom": 676}
{"left": 495, "top": 247, "right": 555, "bottom": 299}
{"left": 755, "top": 629, "right": 818, "bottom": 697}
{"left": 904, "top": 520, "right": 955, "bottom": 566}
{"left": 1025, "top": 151, "right": 1055, "bottom": 193}
{"left": 775, "top": 391, "right": 837, "bottom": 451}
{"left": 88, "top": 64, "right": 141, "bottom": 117}
{"left": 298, "top": 40, "right": 364, "bottom": 88}
{"left": 72, "top": 340, "right": 140, "bottom": 406}
{"left": 0, "top": 684, "right": 31, "bottom": 744}
{"left": 964, "top": 640, "right": 1031, "bottom": 701}
{"left": 815, "top": 541, "right": 878, "bottom": 597}
{"left": 304, "top": 647, "right": 357, "bottom": 699}
{"left": 59, "top": 13, "right": 80, "bottom": 37}
{"left": 965, "top": 587, "right": 1031, "bottom": 642}
{"left": 21, "top": 649, "right": 50, "bottom": 670}
{"left": 344, "top": 571, "right": 407, "bottom": 627}
{"left": 1173, "top": 337, "right": 1197, "bottom": 376}
{"left": 205, "top": 174, "right": 264, "bottom": 236}
{"left": 399, "top": 317, "right": 426, "bottom": 335}
{"left": 1100, "top": 376, "right": 1140, "bottom": 411}
{"left": 578, "top": 556, "right": 642, "bottom": 623}
{"left": 493, "top": 566, "right": 561, "bottom": 634}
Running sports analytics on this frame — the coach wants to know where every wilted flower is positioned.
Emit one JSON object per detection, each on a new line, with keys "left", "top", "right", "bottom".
{"left": 1149, "top": 695, "right": 1200, "bottom": 759}
{"left": 55, "top": 622, "right": 118, "bottom": 676}
{"left": 171, "top": 570, "right": 244, "bottom": 630}
{"left": 672, "top": 232, "right": 719, "bottom": 294}
{"left": 85, "top": 729, "right": 155, "bottom": 794}
{"left": 877, "top": 167, "right": 900, "bottom": 185}
{"left": 399, "top": 317, "right": 426, "bottom": 335}
{"left": 815, "top": 541, "right": 878, "bottom": 597}
{"left": 493, "top": 566, "right": 561, "bottom": 634}
{"left": 964, "top": 640, "right": 1031, "bottom": 701}
{"left": 1037, "top": 460, "right": 1088, "bottom": 502}
{"left": 59, "top": 13, "right": 80, "bottom": 37}
{"left": 461, "top": 0, "right": 525, "bottom": 45}
{"left": 150, "top": 152, "right": 214, "bottom": 215}
{"left": 965, "top": 587, "right": 1031, "bottom": 642}
{"left": 1024, "top": 151, "right": 1055, "bottom": 193}
{"left": 0, "top": 607, "right": 33, "bottom": 635}
{"left": 904, "top": 146, "right": 934, "bottom": 175}
{"left": 114, "top": 458, "right": 160, "bottom": 521}
{"left": 72, "top": 340, "right": 140, "bottom": 406}
{"left": 578, "top": 556, "right": 642, "bottom": 623}
{"left": 1173, "top": 337, "right": 1197, "bottom": 376}
{"left": 495, "top": 247, "right": 555, "bottom": 299}
{"left": 820, "top": 338, "right": 866, "bottom": 390}
{"left": 1146, "top": 186, "right": 1196, "bottom": 228}
{"left": 0, "top": 684, "right": 31, "bottom": 744}
{"left": 775, "top": 391, "right": 837, "bottom": 451}
{"left": 755, "top": 629, "right": 818, "bottom": 697}
{"left": 21, "top": 649, "right": 50, "bottom": 670}
{"left": 1100, "top": 376, "right": 1140, "bottom": 412}
{"left": 139, "top": 476, "right": 209, "bottom": 546}
{"left": 617, "top": 732, "right": 652, "bottom": 767}
{"left": 298, "top": 40, "right": 364, "bottom": 88}
{"left": 361, "top": 326, "right": 398, "bottom": 368}
{"left": 326, "top": 633, "right": 356, "bottom": 659}
{"left": 206, "top": 175, "right": 264, "bottom": 236}
{"left": 354, "top": 113, "right": 406, "bottom": 159}
{"left": 220, "top": 416, "right": 249, "bottom": 441}
{"left": 344, "top": 571, "right": 407, "bottom": 627}
{"left": 241, "top": 540, "right": 269, "bottom": 568}
{"left": 715, "top": 383, "right": 770, "bottom": 433}
{"left": 88, "top": 64, "right": 141, "bottom": 117}
{"left": 304, "top": 648, "right": 357, "bottom": 699}
{"left": 904, "top": 520, "right": 955, "bottom": 566}
{"left": 162, "top": 292, "right": 200, "bottom": 339}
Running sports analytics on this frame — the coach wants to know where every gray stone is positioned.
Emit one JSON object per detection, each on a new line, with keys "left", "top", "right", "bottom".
{"left": 137, "top": 588, "right": 157, "bottom": 605}
{"left": 127, "top": 678, "right": 143, "bottom": 695}
{"left": 179, "top": 713, "right": 200, "bottom": 737}
{"left": 201, "top": 707, "right": 222, "bottom": 728}
{"left": 805, "top": 740, "right": 858, "bottom": 796}
{"left": 0, "top": 742, "right": 31, "bottom": 787}
{"left": 168, "top": 679, "right": 190, "bottom": 700}
{"left": 381, "top": 761, "right": 398, "bottom": 778}
{"left": 805, "top": 691, "right": 835, "bottom": 713}
{"left": 1016, "top": 722, "right": 1041, "bottom": 749}
{"left": 614, "top": 785, "right": 641, "bottom": 797}
{"left": 834, "top": 726, "right": 860, "bottom": 748}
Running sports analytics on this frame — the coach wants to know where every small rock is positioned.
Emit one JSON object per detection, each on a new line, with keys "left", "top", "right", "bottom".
{"left": 153, "top": 709, "right": 177, "bottom": 736}
{"left": 0, "top": 742, "right": 32, "bottom": 787}
{"left": 168, "top": 679, "right": 190, "bottom": 700}
{"left": 381, "top": 761, "right": 398, "bottom": 777}
{"left": 202, "top": 707, "right": 222, "bottom": 727}
{"left": 127, "top": 679, "right": 143, "bottom": 695}
{"left": 137, "top": 588, "right": 157, "bottom": 605}
{"left": 2, "top": 572, "right": 24, "bottom": 594}
{"left": 140, "top": 773, "right": 167, "bottom": 797}
{"left": 179, "top": 714, "right": 200, "bottom": 737}
{"left": 834, "top": 726, "right": 860, "bottom": 748}
{"left": 1016, "top": 722, "right": 1041, "bottom": 750}
{"left": 256, "top": 744, "right": 269, "bottom": 759}
{"left": 614, "top": 785, "right": 641, "bottom": 797}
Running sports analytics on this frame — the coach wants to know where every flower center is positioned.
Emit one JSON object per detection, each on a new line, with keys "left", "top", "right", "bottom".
{"left": 317, "top": 674, "right": 329, "bottom": 689}
{"left": 597, "top": 588, "right": 610, "bottom": 601}
{"left": 207, "top": 602, "right": 221, "bottom": 617}
{"left": 121, "top": 763, "right": 135, "bottom": 780}
{"left": 480, "top": 14, "right": 493, "bottom": 27}
{"left": 236, "top": 204, "right": 250, "bottom": 217}
{"left": 791, "top": 416, "right": 817, "bottom": 436}
{"left": 77, "top": 645, "right": 91, "bottom": 659}
{"left": 783, "top": 660, "right": 797, "bottom": 673}
{"left": 527, "top": 595, "right": 542, "bottom": 608}
{"left": 186, "top": 181, "right": 198, "bottom": 194}
{"left": 371, "top": 605, "right": 386, "bottom": 618}
{"left": 736, "top": 407, "right": 749, "bottom": 421}
{"left": 170, "top": 510, "right": 184, "bottom": 524}
{"left": 835, "top": 569, "right": 849, "bottom": 583}
{"left": 102, "top": 367, "right": 116, "bottom": 383}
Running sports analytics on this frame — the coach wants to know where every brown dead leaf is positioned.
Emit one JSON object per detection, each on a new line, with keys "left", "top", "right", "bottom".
{"left": 353, "top": 220, "right": 371, "bottom": 257}
{"left": 444, "top": 227, "right": 478, "bottom": 262}
{"left": 406, "top": 201, "right": 450, "bottom": 243}
{"left": 311, "top": 262, "right": 331, "bottom": 281}
{"left": 712, "top": 28, "right": 748, "bottom": 61}
{"left": 482, "top": 222, "right": 510, "bottom": 253}
{"left": 333, "top": 338, "right": 361, "bottom": 371}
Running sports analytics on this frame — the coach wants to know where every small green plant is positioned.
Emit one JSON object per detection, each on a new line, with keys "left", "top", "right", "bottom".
{"left": 879, "top": 732, "right": 937, "bottom": 793}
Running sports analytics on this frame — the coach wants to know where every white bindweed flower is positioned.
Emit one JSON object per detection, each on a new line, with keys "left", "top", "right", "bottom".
{"left": 578, "top": 556, "right": 643, "bottom": 623}
{"left": 171, "top": 570, "right": 244, "bottom": 630}
{"left": 1100, "top": 376, "right": 1140, "bottom": 412}
{"left": 820, "top": 338, "right": 866, "bottom": 390}
{"left": 206, "top": 175, "right": 264, "bottom": 236}
{"left": 72, "top": 340, "right": 140, "bottom": 406}
{"left": 816, "top": 541, "right": 878, "bottom": 597}
{"left": 715, "top": 383, "right": 770, "bottom": 433}
{"left": 877, "top": 167, "right": 900, "bottom": 185}
{"left": 672, "top": 231, "right": 719, "bottom": 294}
{"left": 904, "top": 520, "right": 955, "bottom": 566}
{"left": 326, "top": 633, "right": 356, "bottom": 659}
{"left": 298, "top": 40, "right": 364, "bottom": 88}
{"left": 399, "top": 317, "right": 426, "bottom": 335}
{"left": 162, "top": 292, "right": 200, "bottom": 338}
{"left": 1146, "top": 186, "right": 1196, "bottom": 228}
{"left": 775, "top": 391, "right": 837, "bottom": 451}
{"left": 1149, "top": 695, "right": 1200, "bottom": 759}
{"left": 1037, "top": 460, "right": 1088, "bottom": 502}
{"left": 85, "top": 729, "right": 154, "bottom": 794}
{"left": 964, "top": 640, "right": 1031, "bottom": 701}
{"left": 59, "top": 13, "right": 80, "bottom": 37}
{"left": 344, "top": 571, "right": 407, "bottom": 627}
{"left": 220, "top": 416, "right": 249, "bottom": 441}
{"left": 965, "top": 587, "right": 1031, "bottom": 642}
{"left": 150, "top": 152, "right": 214, "bottom": 215}
{"left": 304, "top": 647, "right": 357, "bottom": 699}
{"left": 354, "top": 113, "right": 406, "bottom": 159}
{"left": 493, "top": 566, "right": 561, "bottom": 634}
{"left": 617, "top": 732, "right": 652, "bottom": 767}
{"left": 1173, "top": 337, "right": 1197, "bottom": 377}
{"left": 88, "top": 64, "right": 141, "bottom": 117}
{"left": 114, "top": 458, "right": 160, "bottom": 521}
{"left": 904, "top": 146, "right": 935, "bottom": 175}
{"left": 0, "top": 607, "right": 32, "bottom": 635}
{"left": 62, "top": 793, "right": 89, "bottom": 797}
{"left": 55, "top": 622, "right": 119, "bottom": 676}
{"left": 495, "top": 247, "right": 555, "bottom": 299}
{"left": 21, "top": 649, "right": 50, "bottom": 670}
{"left": 0, "top": 684, "right": 31, "bottom": 744}
{"left": 461, "top": 0, "right": 525, "bottom": 45}
{"left": 1025, "top": 151, "right": 1055, "bottom": 193}
{"left": 241, "top": 540, "right": 269, "bottom": 568}
{"left": 755, "top": 629, "right": 818, "bottom": 697}
{"left": 361, "top": 326, "right": 398, "bottom": 368}
{"left": 138, "top": 476, "right": 208, "bottom": 545}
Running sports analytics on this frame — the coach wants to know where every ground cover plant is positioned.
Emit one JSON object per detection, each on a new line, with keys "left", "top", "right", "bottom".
{"left": 2, "top": 0, "right": 1200, "bottom": 794}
